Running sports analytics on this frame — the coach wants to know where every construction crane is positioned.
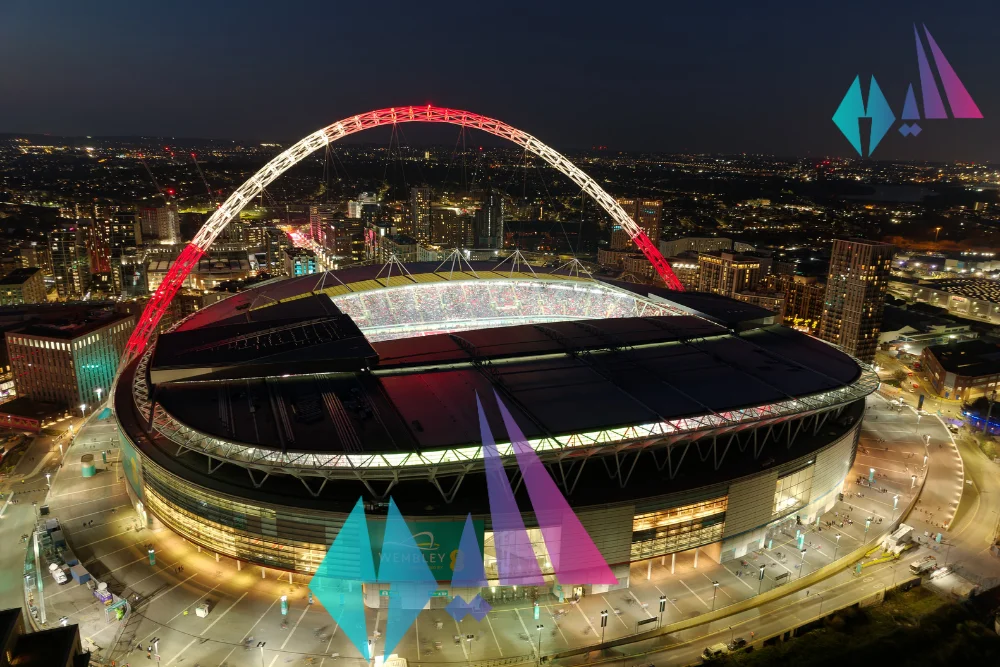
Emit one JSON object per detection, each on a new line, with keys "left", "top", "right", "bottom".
{"left": 190, "top": 152, "right": 216, "bottom": 207}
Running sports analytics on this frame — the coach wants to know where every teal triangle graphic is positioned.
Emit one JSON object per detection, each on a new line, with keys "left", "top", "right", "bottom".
{"left": 451, "top": 514, "right": 487, "bottom": 588}
{"left": 309, "top": 498, "right": 375, "bottom": 659}
{"left": 866, "top": 76, "right": 896, "bottom": 156}
{"left": 832, "top": 75, "right": 865, "bottom": 156}
{"left": 377, "top": 499, "right": 437, "bottom": 657}
{"left": 902, "top": 83, "right": 920, "bottom": 120}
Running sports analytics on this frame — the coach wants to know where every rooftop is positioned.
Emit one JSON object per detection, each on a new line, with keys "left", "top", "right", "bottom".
{"left": 0, "top": 267, "right": 41, "bottom": 285}
{"left": 13, "top": 310, "right": 132, "bottom": 340}
{"left": 925, "top": 339, "right": 1000, "bottom": 378}
{"left": 919, "top": 278, "right": 1000, "bottom": 303}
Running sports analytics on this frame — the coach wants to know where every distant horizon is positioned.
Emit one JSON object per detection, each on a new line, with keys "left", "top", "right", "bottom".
{"left": 4, "top": 131, "right": 998, "bottom": 166}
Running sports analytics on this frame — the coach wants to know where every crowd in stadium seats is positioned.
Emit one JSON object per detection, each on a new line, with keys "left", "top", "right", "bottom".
{"left": 333, "top": 280, "right": 682, "bottom": 341}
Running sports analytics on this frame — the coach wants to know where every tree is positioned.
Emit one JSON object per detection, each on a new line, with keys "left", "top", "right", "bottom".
{"left": 892, "top": 369, "right": 908, "bottom": 384}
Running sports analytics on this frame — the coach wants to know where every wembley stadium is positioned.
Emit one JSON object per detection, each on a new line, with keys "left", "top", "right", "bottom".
{"left": 114, "top": 262, "right": 878, "bottom": 597}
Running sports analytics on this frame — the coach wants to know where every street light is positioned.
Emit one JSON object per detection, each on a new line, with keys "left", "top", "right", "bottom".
{"left": 711, "top": 581, "right": 720, "bottom": 611}
{"left": 45, "top": 473, "right": 50, "bottom": 488}
{"left": 79, "top": 403, "right": 86, "bottom": 417}
{"left": 600, "top": 610, "right": 608, "bottom": 643}
{"left": 797, "top": 548, "right": 807, "bottom": 579}
{"left": 95, "top": 387, "right": 103, "bottom": 403}
{"left": 757, "top": 564, "right": 766, "bottom": 594}
{"left": 891, "top": 494, "right": 899, "bottom": 523}
{"left": 535, "top": 624, "right": 544, "bottom": 664}
{"left": 833, "top": 534, "right": 842, "bottom": 561}
{"left": 864, "top": 517, "right": 872, "bottom": 544}
{"left": 911, "top": 474, "right": 917, "bottom": 489}
{"left": 256, "top": 641, "right": 266, "bottom": 667}
{"left": 658, "top": 595, "right": 666, "bottom": 627}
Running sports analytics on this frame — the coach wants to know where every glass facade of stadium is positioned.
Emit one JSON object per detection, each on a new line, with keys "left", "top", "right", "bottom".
{"left": 116, "top": 400, "right": 863, "bottom": 595}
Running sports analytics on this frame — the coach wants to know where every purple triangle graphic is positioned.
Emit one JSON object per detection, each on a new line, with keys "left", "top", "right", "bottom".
{"left": 494, "top": 392, "right": 618, "bottom": 585}
{"left": 451, "top": 514, "right": 487, "bottom": 588}
{"left": 915, "top": 24, "right": 947, "bottom": 119}
{"left": 902, "top": 84, "right": 920, "bottom": 120}
{"left": 923, "top": 25, "right": 983, "bottom": 119}
{"left": 477, "top": 395, "right": 544, "bottom": 586}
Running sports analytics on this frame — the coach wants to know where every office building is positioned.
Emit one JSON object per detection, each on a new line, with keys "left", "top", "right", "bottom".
{"left": 921, "top": 339, "right": 1000, "bottom": 400}
{"left": 283, "top": 248, "right": 318, "bottom": 277}
{"left": 7, "top": 310, "right": 134, "bottom": 411}
{"left": 409, "top": 187, "right": 432, "bottom": 242}
{"left": 0, "top": 267, "right": 46, "bottom": 305}
{"left": 49, "top": 228, "right": 90, "bottom": 299}
{"left": 697, "top": 251, "right": 769, "bottom": 298}
{"left": 818, "top": 239, "right": 895, "bottom": 362}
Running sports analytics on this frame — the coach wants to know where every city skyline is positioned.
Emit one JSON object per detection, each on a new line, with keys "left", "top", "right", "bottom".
{"left": 2, "top": 1, "right": 999, "bottom": 161}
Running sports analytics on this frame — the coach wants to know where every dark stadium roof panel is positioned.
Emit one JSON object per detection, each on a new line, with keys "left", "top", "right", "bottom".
{"left": 151, "top": 295, "right": 378, "bottom": 382}
{"left": 151, "top": 315, "right": 862, "bottom": 454}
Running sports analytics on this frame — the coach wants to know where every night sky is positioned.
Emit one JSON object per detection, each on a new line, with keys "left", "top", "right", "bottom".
{"left": 2, "top": 0, "right": 998, "bottom": 161}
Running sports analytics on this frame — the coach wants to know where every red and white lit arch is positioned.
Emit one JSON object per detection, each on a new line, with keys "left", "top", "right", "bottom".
{"left": 123, "top": 106, "right": 684, "bottom": 364}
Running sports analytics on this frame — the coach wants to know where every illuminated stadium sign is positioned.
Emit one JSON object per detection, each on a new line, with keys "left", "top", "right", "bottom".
{"left": 309, "top": 392, "right": 615, "bottom": 659}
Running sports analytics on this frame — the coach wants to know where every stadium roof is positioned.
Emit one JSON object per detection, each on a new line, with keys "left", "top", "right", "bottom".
{"left": 153, "top": 315, "right": 861, "bottom": 455}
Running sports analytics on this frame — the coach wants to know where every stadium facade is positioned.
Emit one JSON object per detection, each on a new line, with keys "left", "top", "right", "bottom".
{"left": 114, "top": 263, "right": 877, "bottom": 601}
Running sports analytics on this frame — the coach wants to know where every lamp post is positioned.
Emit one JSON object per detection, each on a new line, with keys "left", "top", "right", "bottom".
{"left": 833, "top": 534, "right": 842, "bottom": 561}
{"left": 535, "top": 624, "right": 543, "bottom": 664}
{"left": 658, "top": 595, "right": 665, "bottom": 627}
{"left": 79, "top": 403, "right": 86, "bottom": 418}
{"left": 256, "top": 641, "right": 266, "bottom": 667}
{"left": 600, "top": 610, "right": 608, "bottom": 643}
{"left": 711, "top": 581, "right": 720, "bottom": 611}
{"left": 911, "top": 474, "right": 917, "bottom": 490}
{"left": 45, "top": 473, "right": 50, "bottom": 488}
{"left": 797, "top": 548, "right": 807, "bottom": 579}
{"left": 864, "top": 517, "right": 872, "bottom": 544}
{"left": 757, "top": 564, "right": 766, "bottom": 594}
{"left": 891, "top": 494, "right": 899, "bottom": 524}
{"left": 95, "top": 387, "right": 103, "bottom": 403}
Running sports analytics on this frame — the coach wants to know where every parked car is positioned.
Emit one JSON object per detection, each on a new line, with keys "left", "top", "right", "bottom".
{"left": 702, "top": 643, "right": 729, "bottom": 661}
{"left": 728, "top": 637, "right": 748, "bottom": 650}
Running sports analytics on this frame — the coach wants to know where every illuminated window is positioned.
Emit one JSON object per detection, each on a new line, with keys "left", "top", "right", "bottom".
{"left": 630, "top": 497, "right": 728, "bottom": 560}
{"left": 773, "top": 465, "right": 814, "bottom": 515}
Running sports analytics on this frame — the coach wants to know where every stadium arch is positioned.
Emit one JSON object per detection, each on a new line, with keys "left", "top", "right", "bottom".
{"left": 123, "top": 105, "right": 685, "bottom": 365}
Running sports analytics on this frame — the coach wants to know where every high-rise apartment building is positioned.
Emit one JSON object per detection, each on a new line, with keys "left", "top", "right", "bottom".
{"left": 49, "top": 228, "right": 90, "bottom": 299}
{"left": 18, "top": 242, "right": 53, "bottom": 276}
{"left": 475, "top": 188, "right": 504, "bottom": 249}
{"left": 819, "top": 239, "right": 895, "bottom": 362}
{"left": 762, "top": 274, "right": 827, "bottom": 331}
{"left": 697, "top": 251, "right": 769, "bottom": 297}
{"left": 140, "top": 203, "right": 180, "bottom": 244}
{"left": 614, "top": 198, "right": 663, "bottom": 249}
{"left": 409, "top": 187, "right": 432, "bottom": 242}
{"left": 6, "top": 311, "right": 134, "bottom": 411}
{"left": 102, "top": 212, "right": 142, "bottom": 293}
{"left": 309, "top": 205, "right": 336, "bottom": 248}
{"left": 0, "top": 268, "right": 47, "bottom": 305}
